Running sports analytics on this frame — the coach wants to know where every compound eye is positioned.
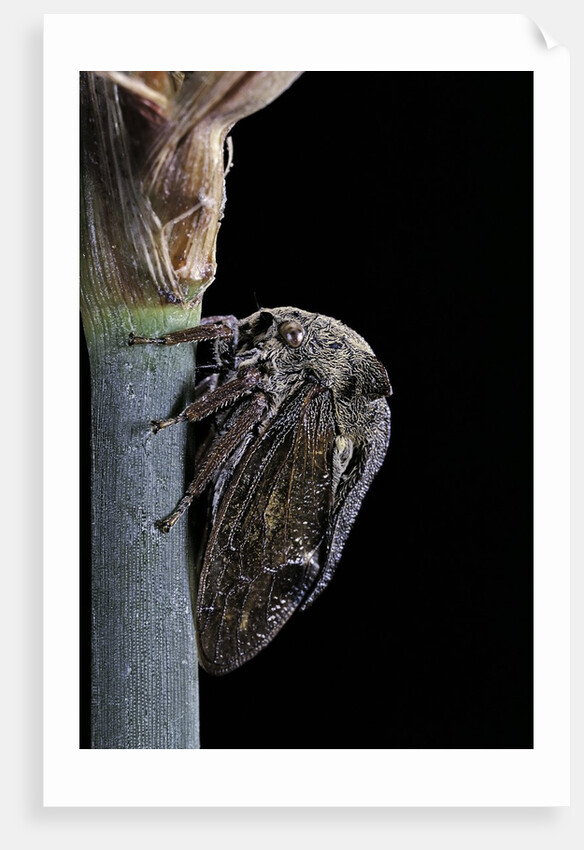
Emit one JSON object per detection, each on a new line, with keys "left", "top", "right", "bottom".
{"left": 278, "top": 320, "right": 304, "bottom": 348}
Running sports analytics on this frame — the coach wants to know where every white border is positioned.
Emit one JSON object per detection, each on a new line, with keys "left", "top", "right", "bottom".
{"left": 43, "top": 13, "right": 570, "bottom": 806}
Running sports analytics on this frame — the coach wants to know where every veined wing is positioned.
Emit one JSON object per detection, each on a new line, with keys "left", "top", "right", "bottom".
{"left": 196, "top": 384, "right": 336, "bottom": 674}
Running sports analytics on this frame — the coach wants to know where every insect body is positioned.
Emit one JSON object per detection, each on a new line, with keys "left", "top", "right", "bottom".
{"left": 130, "top": 307, "right": 392, "bottom": 674}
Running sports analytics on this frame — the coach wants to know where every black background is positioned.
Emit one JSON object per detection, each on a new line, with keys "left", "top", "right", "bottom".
{"left": 81, "top": 72, "right": 533, "bottom": 749}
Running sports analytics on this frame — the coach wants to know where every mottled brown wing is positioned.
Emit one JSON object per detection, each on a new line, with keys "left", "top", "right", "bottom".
{"left": 196, "top": 385, "right": 336, "bottom": 674}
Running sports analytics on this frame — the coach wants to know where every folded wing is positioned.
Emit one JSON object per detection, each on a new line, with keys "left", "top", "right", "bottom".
{"left": 196, "top": 384, "right": 336, "bottom": 674}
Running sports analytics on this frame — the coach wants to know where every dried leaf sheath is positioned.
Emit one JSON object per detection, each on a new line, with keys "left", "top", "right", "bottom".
{"left": 82, "top": 71, "right": 301, "bottom": 324}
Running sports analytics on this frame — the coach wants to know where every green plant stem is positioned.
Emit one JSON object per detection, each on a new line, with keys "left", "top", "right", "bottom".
{"left": 87, "top": 327, "right": 200, "bottom": 749}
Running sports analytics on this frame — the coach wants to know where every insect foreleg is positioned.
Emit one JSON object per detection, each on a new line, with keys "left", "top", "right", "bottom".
{"left": 128, "top": 321, "right": 233, "bottom": 347}
{"left": 151, "top": 367, "right": 262, "bottom": 433}
{"left": 158, "top": 391, "right": 268, "bottom": 532}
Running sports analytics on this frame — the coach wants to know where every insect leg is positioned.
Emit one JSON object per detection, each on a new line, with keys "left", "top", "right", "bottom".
{"left": 128, "top": 321, "right": 233, "bottom": 347}
{"left": 159, "top": 392, "right": 268, "bottom": 532}
{"left": 151, "top": 366, "right": 262, "bottom": 433}
{"left": 130, "top": 315, "right": 239, "bottom": 380}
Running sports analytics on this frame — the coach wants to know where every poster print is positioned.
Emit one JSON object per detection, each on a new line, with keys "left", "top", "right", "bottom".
{"left": 44, "top": 12, "right": 569, "bottom": 808}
